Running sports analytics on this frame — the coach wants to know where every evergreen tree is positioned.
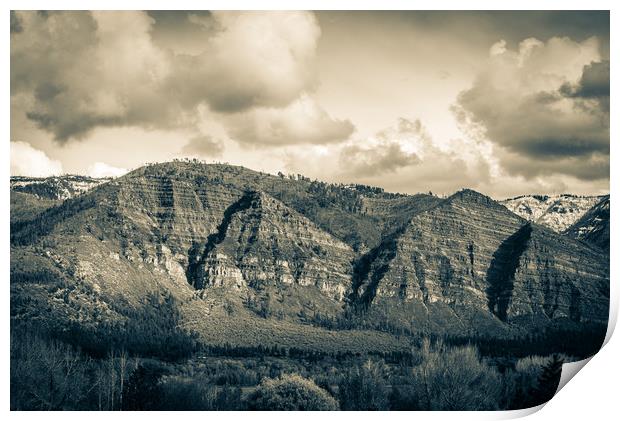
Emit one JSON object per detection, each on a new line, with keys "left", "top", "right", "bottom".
{"left": 122, "top": 362, "right": 167, "bottom": 410}
{"left": 529, "top": 354, "right": 563, "bottom": 406}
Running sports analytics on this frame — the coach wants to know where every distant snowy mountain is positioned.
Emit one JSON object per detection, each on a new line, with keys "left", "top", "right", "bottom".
{"left": 501, "top": 194, "right": 605, "bottom": 233}
{"left": 10, "top": 175, "right": 112, "bottom": 200}
{"left": 565, "top": 196, "right": 610, "bottom": 251}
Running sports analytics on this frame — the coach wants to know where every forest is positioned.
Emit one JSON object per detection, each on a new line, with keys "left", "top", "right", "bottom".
{"left": 10, "top": 316, "right": 568, "bottom": 411}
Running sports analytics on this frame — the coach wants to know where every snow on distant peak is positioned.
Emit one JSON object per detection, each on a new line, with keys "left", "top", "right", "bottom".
{"left": 10, "top": 175, "right": 112, "bottom": 200}
{"left": 501, "top": 194, "right": 603, "bottom": 233}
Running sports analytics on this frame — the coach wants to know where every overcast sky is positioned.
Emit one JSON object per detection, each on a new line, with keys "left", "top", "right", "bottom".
{"left": 10, "top": 11, "right": 609, "bottom": 198}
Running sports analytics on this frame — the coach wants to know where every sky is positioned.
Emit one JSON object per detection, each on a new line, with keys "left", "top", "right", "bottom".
{"left": 10, "top": 10, "right": 610, "bottom": 198}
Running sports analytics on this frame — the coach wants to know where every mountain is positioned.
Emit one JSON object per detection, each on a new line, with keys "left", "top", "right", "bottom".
{"left": 10, "top": 175, "right": 112, "bottom": 229}
{"left": 10, "top": 162, "right": 609, "bottom": 355}
{"left": 10, "top": 175, "right": 111, "bottom": 200}
{"left": 10, "top": 191, "right": 60, "bottom": 225}
{"left": 565, "top": 195, "right": 610, "bottom": 252}
{"left": 501, "top": 194, "right": 604, "bottom": 233}
{"left": 351, "top": 189, "right": 608, "bottom": 334}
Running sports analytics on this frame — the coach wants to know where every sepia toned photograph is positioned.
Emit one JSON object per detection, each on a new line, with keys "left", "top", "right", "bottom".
{"left": 9, "top": 8, "right": 611, "bottom": 412}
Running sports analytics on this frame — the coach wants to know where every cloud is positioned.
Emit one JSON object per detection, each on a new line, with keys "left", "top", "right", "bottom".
{"left": 489, "top": 40, "right": 507, "bottom": 56}
{"left": 170, "top": 11, "right": 321, "bottom": 113}
{"left": 11, "top": 11, "right": 344, "bottom": 147}
{"left": 10, "top": 141, "right": 63, "bottom": 176}
{"left": 560, "top": 59, "right": 610, "bottom": 112}
{"left": 223, "top": 94, "right": 354, "bottom": 146}
{"left": 182, "top": 135, "right": 224, "bottom": 157}
{"left": 281, "top": 116, "right": 608, "bottom": 198}
{"left": 147, "top": 11, "right": 216, "bottom": 55}
{"left": 339, "top": 118, "right": 424, "bottom": 176}
{"left": 495, "top": 148, "right": 609, "bottom": 181}
{"left": 454, "top": 36, "right": 609, "bottom": 180}
{"left": 10, "top": 10, "right": 23, "bottom": 33}
{"left": 571, "top": 59, "right": 610, "bottom": 98}
{"left": 87, "top": 162, "right": 128, "bottom": 178}
{"left": 341, "top": 143, "right": 420, "bottom": 177}
{"left": 335, "top": 118, "right": 491, "bottom": 193}
{"left": 11, "top": 11, "right": 174, "bottom": 141}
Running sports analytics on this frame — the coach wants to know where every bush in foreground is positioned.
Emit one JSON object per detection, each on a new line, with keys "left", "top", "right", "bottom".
{"left": 409, "top": 339, "right": 503, "bottom": 410}
{"left": 245, "top": 374, "right": 339, "bottom": 410}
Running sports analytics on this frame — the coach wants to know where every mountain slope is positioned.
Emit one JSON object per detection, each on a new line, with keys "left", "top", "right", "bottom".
{"left": 349, "top": 189, "right": 608, "bottom": 335}
{"left": 565, "top": 195, "right": 610, "bottom": 251}
{"left": 10, "top": 191, "right": 60, "bottom": 225}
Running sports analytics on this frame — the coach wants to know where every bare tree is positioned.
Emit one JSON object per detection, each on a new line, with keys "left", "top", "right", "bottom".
{"left": 118, "top": 349, "right": 129, "bottom": 410}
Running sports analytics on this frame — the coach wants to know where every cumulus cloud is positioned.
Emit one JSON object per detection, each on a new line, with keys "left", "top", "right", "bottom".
{"left": 560, "top": 59, "right": 610, "bottom": 112}
{"left": 11, "top": 11, "right": 174, "bottom": 141}
{"left": 341, "top": 143, "right": 420, "bottom": 177}
{"left": 489, "top": 40, "right": 507, "bottom": 56}
{"left": 454, "top": 36, "right": 609, "bottom": 180}
{"left": 146, "top": 11, "right": 216, "bottom": 55}
{"left": 339, "top": 118, "right": 423, "bottom": 176}
{"left": 182, "top": 135, "right": 224, "bottom": 157}
{"left": 224, "top": 94, "right": 354, "bottom": 146}
{"left": 10, "top": 141, "right": 63, "bottom": 177}
{"left": 571, "top": 59, "right": 610, "bottom": 98}
{"left": 336, "top": 118, "right": 491, "bottom": 193}
{"left": 87, "top": 162, "right": 128, "bottom": 178}
{"left": 170, "top": 11, "right": 320, "bottom": 113}
{"left": 10, "top": 11, "right": 350, "bottom": 146}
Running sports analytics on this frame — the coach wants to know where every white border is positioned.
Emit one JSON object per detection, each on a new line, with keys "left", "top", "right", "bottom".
{"left": 3, "top": 1, "right": 617, "bottom": 420}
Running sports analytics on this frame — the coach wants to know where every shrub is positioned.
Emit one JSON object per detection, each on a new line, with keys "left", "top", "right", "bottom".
{"left": 245, "top": 374, "right": 339, "bottom": 410}
{"left": 409, "top": 339, "right": 502, "bottom": 410}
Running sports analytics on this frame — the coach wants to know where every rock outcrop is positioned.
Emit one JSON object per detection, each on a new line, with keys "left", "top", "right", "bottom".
{"left": 187, "top": 190, "right": 355, "bottom": 300}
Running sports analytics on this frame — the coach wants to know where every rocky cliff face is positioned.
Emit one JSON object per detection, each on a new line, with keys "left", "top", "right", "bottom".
{"left": 10, "top": 162, "right": 610, "bottom": 348}
{"left": 501, "top": 194, "right": 603, "bottom": 233}
{"left": 187, "top": 191, "right": 354, "bottom": 299}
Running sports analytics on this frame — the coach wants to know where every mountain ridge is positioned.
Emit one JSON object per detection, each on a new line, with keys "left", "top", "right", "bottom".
{"left": 10, "top": 161, "right": 610, "bottom": 354}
